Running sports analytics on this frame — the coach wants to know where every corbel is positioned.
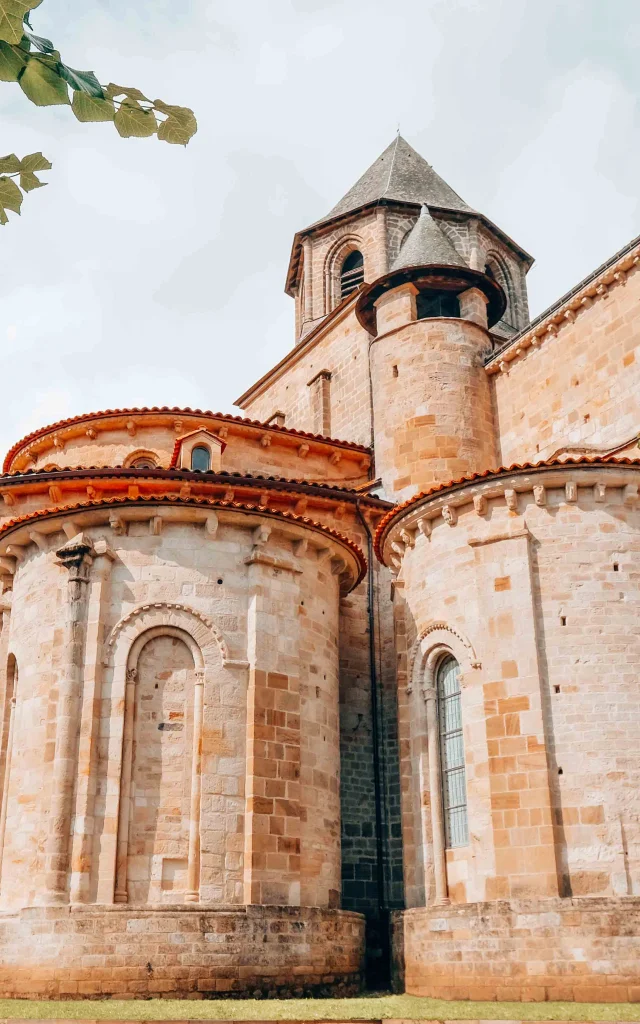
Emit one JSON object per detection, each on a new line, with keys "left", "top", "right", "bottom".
{"left": 180, "top": 483, "right": 191, "bottom": 500}
{"left": 293, "top": 538, "right": 308, "bottom": 558}
{"left": 294, "top": 497, "right": 308, "bottom": 516}
{"left": 109, "top": 513, "right": 126, "bottom": 536}
{"left": 504, "top": 488, "right": 518, "bottom": 512}
{"left": 399, "top": 528, "right": 416, "bottom": 549}
{"left": 533, "top": 484, "right": 546, "bottom": 507}
{"left": 62, "top": 520, "right": 82, "bottom": 540}
{"left": 441, "top": 505, "right": 457, "bottom": 526}
{"left": 150, "top": 516, "right": 163, "bottom": 536}
{"left": 417, "top": 517, "right": 431, "bottom": 539}
{"left": 330, "top": 451, "right": 342, "bottom": 466}
{"left": 204, "top": 513, "right": 218, "bottom": 538}
{"left": 473, "top": 494, "right": 487, "bottom": 516}
{"left": 86, "top": 428, "right": 97, "bottom": 440}
{"left": 126, "top": 419, "right": 136, "bottom": 437}
{"left": 218, "top": 425, "right": 229, "bottom": 440}
{"left": 48, "top": 485, "right": 62, "bottom": 503}
{"left": 223, "top": 489, "right": 234, "bottom": 502}
{"left": 260, "top": 433, "right": 271, "bottom": 448}
{"left": 259, "top": 490, "right": 270, "bottom": 507}
{"left": 298, "top": 443, "right": 310, "bottom": 459}
{"left": 253, "top": 524, "right": 271, "bottom": 546}
{"left": 0, "top": 491, "right": 15, "bottom": 507}
{"left": 334, "top": 502, "right": 346, "bottom": 520}
{"left": 28, "top": 530, "right": 48, "bottom": 552}
{"left": 623, "top": 483, "right": 638, "bottom": 506}
{"left": 565, "top": 481, "right": 577, "bottom": 503}
{"left": 593, "top": 482, "right": 606, "bottom": 503}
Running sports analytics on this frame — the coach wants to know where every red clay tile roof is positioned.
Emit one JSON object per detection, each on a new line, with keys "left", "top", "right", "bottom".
{"left": 0, "top": 466, "right": 390, "bottom": 507}
{"left": 3, "top": 406, "right": 371, "bottom": 473}
{"left": 0, "top": 493, "right": 367, "bottom": 589}
{"left": 374, "top": 456, "right": 640, "bottom": 560}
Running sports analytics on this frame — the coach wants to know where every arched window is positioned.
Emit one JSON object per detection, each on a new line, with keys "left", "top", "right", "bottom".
{"left": 130, "top": 457, "right": 157, "bottom": 469}
{"left": 340, "top": 250, "right": 364, "bottom": 299}
{"left": 417, "top": 289, "right": 460, "bottom": 320}
{"left": 191, "top": 446, "right": 211, "bottom": 472}
{"left": 437, "top": 655, "right": 468, "bottom": 847}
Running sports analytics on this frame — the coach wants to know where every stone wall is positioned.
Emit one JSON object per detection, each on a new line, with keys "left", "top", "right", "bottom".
{"left": 490, "top": 260, "right": 640, "bottom": 466}
{"left": 394, "top": 897, "right": 640, "bottom": 1001}
{"left": 384, "top": 464, "right": 640, "bottom": 908}
{"left": 0, "top": 904, "right": 364, "bottom": 998}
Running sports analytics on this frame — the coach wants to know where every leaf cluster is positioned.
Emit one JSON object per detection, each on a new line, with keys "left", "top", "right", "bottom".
{"left": 0, "top": 0, "right": 197, "bottom": 143}
{"left": 0, "top": 150, "right": 50, "bottom": 223}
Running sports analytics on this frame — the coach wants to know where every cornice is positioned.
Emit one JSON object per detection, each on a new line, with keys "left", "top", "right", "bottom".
{"left": 486, "top": 235, "right": 640, "bottom": 376}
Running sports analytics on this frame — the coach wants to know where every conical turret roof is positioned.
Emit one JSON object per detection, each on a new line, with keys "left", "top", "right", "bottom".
{"left": 390, "top": 204, "right": 467, "bottom": 271}
{"left": 315, "top": 135, "right": 474, "bottom": 228}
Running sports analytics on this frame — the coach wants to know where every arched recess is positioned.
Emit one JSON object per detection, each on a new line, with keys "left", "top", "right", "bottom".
{"left": 103, "top": 604, "right": 235, "bottom": 907}
{"left": 123, "top": 449, "right": 160, "bottom": 469}
{"left": 485, "top": 251, "right": 516, "bottom": 329}
{"left": 0, "top": 654, "right": 17, "bottom": 889}
{"left": 403, "top": 624, "right": 479, "bottom": 909}
{"left": 324, "top": 233, "right": 365, "bottom": 312}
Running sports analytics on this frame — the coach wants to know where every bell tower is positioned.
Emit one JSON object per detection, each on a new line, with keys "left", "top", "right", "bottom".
{"left": 285, "top": 135, "right": 533, "bottom": 345}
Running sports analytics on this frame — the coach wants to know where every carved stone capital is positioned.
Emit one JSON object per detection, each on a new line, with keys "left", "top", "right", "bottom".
{"left": 55, "top": 538, "right": 95, "bottom": 583}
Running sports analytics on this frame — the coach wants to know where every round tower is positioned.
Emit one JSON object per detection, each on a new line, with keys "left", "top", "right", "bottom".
{"left": 356, "top": 204, "right": 507, "bottom": 502}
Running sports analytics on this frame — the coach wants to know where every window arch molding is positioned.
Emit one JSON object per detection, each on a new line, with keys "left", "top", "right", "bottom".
{"left": 484, "top": 250, "right": 516, "bottom": 326}
{"left": 123, "top": 449, "right": 159, "bottom": 470}
{"left": 409, "top": 621, "right": 480, "bottom": 693}
{"left": 323, "top": 233, "right": 365, "bottom": 311}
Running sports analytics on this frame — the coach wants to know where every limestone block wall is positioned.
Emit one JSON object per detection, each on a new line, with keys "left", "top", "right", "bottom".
{"left": 490, "top": 258, "right": 640, "bottom": 466}
{"left": 0, "top": 509, "right": 351, "bottom": 913}
{"left": 382, "top": 463, "right": 640, "bottom": 908}
{"left": 238, "top": 308, "right": 374, "bottom": 449}
{"left": 370, "top": 314, "right": 496, "bottom": 501}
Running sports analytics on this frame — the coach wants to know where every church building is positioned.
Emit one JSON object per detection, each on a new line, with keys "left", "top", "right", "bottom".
{"left": 0, "top": 136, "right": 639, "bottom": 1000}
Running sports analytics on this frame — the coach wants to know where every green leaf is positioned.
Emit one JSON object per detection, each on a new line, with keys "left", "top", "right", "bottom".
{"left": 19, "top": 151, "right": 51, "bottom": 171}
{"left": 58, "top": 63, "right": 103, "bottom": 96}
{"left": 155, "top": 102, "right": 197, "bottom": 145}
{"left": 72, "top": 90, "right": 115, "bottom": 122}
{"left": 105, "top": 82, "right": 149, "bottom": 102}
{"left": 18, "top": 56, "right": 69, "bottom": 105}
{"left": 0, "top": 39, "right": 26, "bottom": 79}
{"left": 19, "top": 168, "right": 45, "bottom": 191}
{"left": 0, "top": 153, "right": 20, "bottom": 172}
{"left": 0, "top": 0, "right": 42, "bottom": 45}
{"left": 114, "top": 100, "right": 157, "bottom": 138}
{"left": 0, "top": 175, "right": 23, "bottom": 222}
{"left": 24, "top": 29, "right": 53, "bottom": 52}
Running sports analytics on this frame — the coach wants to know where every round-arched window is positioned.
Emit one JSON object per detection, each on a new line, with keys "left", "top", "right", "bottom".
{"left": 436, "top": 655, "right": 468, "bottom": 847}
{"left": 130, "top": 457, "right": 157, "bottom": 469}
{"left": 340, "top": 250, "right": 364, "bottom": 299}
{"left": 191, "top": 446, "right": 211, "bottom": 472}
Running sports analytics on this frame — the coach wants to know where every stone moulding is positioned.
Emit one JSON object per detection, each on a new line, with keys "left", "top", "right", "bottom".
{"left": 103, "top": 601, "right": 231, "bottom": 667}
{"left": 408, "top": 621, "right": 481, "bottom": 687}
{"left": 485, "top": 243, "right": 640, "bottom": 376}
{"left": 376, "top": 460, "right": 640, "bottom": 567}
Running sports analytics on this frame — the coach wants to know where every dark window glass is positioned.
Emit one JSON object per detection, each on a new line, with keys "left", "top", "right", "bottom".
{"left": 191, "top": 446, "right": 211, "bottom": 472}
{"left": 416, "top": 290, "right": 460, "bottom": 320}
{"left": 340, "top": 250, "right": 364, "bottom": 299}
{"left": 437, "top": 656, "right": 468, "bottom": 848}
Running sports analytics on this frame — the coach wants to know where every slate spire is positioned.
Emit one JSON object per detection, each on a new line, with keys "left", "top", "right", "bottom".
{"left": 390, "top": 204, "right": 467, "bottom": 272}
{"left": 317, "top": 135, "right": 474, "bottom": 228}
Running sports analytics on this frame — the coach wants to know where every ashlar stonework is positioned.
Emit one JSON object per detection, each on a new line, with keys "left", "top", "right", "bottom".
{"left": 0, "top": 135, "right": 639, "bottom": 1000}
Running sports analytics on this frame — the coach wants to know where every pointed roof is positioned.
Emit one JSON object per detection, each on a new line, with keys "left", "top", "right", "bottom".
{"left": 390, "top": 204, "right": 467, "bottom": 272}
{"left": 315, "top": 135, "right": 475, "bottom": 228}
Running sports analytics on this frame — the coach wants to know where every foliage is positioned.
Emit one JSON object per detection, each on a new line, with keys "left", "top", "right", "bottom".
{"left": 0, "top": 0, "right": 197, "bottom": 223}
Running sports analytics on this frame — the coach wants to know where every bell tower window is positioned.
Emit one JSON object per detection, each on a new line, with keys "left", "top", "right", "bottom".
{"left": 340, "top": 250, "right": 364, "bottom": 299}
{"left": 191, "top": 446, "right": 211, "bottom": 472}
{"left": 416, "top": 289, "right": 460, "bottom": 320}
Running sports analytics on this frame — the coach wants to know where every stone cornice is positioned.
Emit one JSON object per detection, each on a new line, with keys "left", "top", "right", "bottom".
{"left": 486, "top": 236, "right": 640, "bottom": 375}
{"left": 376, "top": 458, "right": 640, "bottom": 567}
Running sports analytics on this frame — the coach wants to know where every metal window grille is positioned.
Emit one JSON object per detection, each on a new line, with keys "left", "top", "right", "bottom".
{"left": 437, "top": 655, "right": 468, "bottom": 848}
{"left": 340, "top": 251, "right": 364, "bottom": 298}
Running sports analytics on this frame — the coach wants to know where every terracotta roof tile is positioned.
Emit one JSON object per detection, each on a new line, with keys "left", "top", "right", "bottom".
{"left": 3, "top": 406, "right": 371, "bottom": 473}
{"left": 373, "top": 456, "right": 640, "bottom": 560}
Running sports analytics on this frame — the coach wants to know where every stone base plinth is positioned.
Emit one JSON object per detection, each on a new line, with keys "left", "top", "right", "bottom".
{"left": 0, "top": 904, "right": 364, "bottom": 999}
{"left": 393, "top": 897, "right": 640, "bottom": 1002}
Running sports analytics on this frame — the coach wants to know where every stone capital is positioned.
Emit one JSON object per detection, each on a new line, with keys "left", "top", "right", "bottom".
{"left": 55, "top": 536, "right": 95, "bottom": 583}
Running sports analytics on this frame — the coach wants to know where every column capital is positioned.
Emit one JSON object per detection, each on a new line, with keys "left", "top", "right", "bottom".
{"left": 55, "top": 537, "right": 95, "bottom": 582}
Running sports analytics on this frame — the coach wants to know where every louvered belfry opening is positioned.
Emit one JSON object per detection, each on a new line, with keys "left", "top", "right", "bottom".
{"left": 340, "top": 250, "right": 364, "bottom": 299}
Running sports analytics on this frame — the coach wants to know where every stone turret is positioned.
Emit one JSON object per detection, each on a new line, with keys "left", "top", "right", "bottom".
{"left": 357, "top": 204, "right": 506, "bottom": 501}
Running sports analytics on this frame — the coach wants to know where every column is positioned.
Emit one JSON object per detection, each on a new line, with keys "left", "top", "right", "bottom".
{"left": 69, "top": 539, "right": 115, "bottom": 903}
{"left": 302, "top": 237, "right": 313, "bottom": 325}
{"left": 114, "top": 666, "right": 136, "bottom": 903}
{"left": 42, "top": 536, "right": 95, "bottom": 904}
{"left": 423, "top": 686, "right": 449, "bottom": 905}
{"left": 185, "top": 668, "right": 205, "bottom": 902}
{"left": 243, "top": 537, "right": 302, "bottom": 906}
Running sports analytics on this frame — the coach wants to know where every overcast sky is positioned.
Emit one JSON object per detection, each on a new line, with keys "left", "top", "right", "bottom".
{"left": 0, "top": 0, "right": 638, "bottom": 456}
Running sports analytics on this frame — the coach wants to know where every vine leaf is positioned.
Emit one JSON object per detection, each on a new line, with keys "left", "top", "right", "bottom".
{"left": 154, "top": 101, "right": 197, "bottom": 146}
{"left": 0, "top": 152, "right": 20, "bottom": 172}
{"left": 19, "top": 53, "right": 69, "bottom": 104}
{"left": 0, "top": 38, "right": 26, "bottom": 79}
{"left": 0, "top": 174, "right": 23, "bottom": 223}
{"left": 105, "top": 83, "right": 149, "bottom": 102}
{"left": 58, "top": 63, "right": 103, "bottom": 96}
{"left": 114, "top": 100, "right": 157, "bottom": 138}
{"left": 71, "top": 90, "right": 115, "bottom": 122}
{"left": 19, "top": 151, "right": 51, "bottom": 171}
{"left": 0, "top": 0, "right": 42, "bottom": 45}
{"left": 23, "top": 28, "right": 53, "bottom": 52}
{"left": 19, "top": 168, "right": 44, "bottom": 190}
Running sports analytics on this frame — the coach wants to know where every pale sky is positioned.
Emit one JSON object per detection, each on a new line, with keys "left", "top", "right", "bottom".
{"left": 1, "top": 0, "right": 638, "bottom": 456}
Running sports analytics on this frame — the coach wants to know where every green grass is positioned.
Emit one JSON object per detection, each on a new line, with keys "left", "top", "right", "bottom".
{"left": 0, "top": 995, "right": 637, "bottom": 1021}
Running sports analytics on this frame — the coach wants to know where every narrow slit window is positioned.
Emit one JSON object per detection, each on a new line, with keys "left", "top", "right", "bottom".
{"left": 340, "top": 250, "right": 364, "bottom": 299}
{"left": 191, "top": 446, "right": 211, "bottom": 472}
{"left": 437, "top": 655, "right": 468, "bottom": 848}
